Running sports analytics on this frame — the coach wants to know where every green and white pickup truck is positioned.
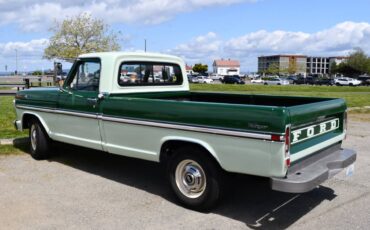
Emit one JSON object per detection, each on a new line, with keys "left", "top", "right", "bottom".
{"left": 14, "top": 52, "right": 356, "bottom": 210}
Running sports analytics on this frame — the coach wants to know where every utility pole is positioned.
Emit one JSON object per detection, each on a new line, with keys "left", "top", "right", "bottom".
{"left": 15, "top": 49, "right": 18, "bottom": 76}
{"left": 144, "top": 39, "right": 147, "bottom": 52}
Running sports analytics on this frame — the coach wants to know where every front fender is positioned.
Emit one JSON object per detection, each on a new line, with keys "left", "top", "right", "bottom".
{"left": 21, "top": 112, "right": 51, "bottom": 134}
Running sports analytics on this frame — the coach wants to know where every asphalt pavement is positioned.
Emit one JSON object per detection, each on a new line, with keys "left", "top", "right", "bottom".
{"left": 0, "top": 119, "right": 369, "bottom": 229}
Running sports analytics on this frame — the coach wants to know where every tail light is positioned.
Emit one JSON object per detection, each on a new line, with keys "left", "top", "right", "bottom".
{"left": 271, "top": 126, "right": 291, "bottom": 167}
{"left": 285, "top": 126, "right": 291, "bottom": 167}
{"left": 344, "top": 110, "right": 348, "bottom": 139}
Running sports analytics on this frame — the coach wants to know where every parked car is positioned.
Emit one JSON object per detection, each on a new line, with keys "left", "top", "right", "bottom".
{"left": 14, "top": 52, "right": 356, "bottom": 210}
{"left": 334, "top": 78, "right": 361, "bottom": 86}
{"left": 210, "top": 74, "right": 224, "bottom": 81}
{"left": 286, "top": 76, "right": 297, "bottom": 84}
{"left": 263, "top": 78, "right": 289, "bottom": 85}
{"left": 223, "top": 75, "right": 245, "bottom": 84}
{"left": 197, "top": 76, "right": 213, "bottom": 84}
{"left": 187, "top": 75, "right": 199, "bottom": 83}
{"left": 357, "top": 76, "right": 370, "bottom": 86}
{"left": 251, "top": 78, "right": 264, "bottom": 84}
{"left": 293, "top": 77, "right": 315, "bottom": 85}
{"left": 314, "top": 78, "right": 335, "bottom": 86}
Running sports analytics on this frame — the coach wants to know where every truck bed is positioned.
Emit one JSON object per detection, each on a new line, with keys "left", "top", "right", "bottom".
{"left": 150, "top": 92, "right": 332, "bottom": 107}
{"left": 107, "top": 91, "right": 347, "bottom": 161}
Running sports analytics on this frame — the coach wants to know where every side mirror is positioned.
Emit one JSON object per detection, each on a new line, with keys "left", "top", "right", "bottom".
{"left": 98, "top": 92, "right": 109, "bottom": 100}
{"left": 59, "top": 87, "right": 72, "bottom": 95}
{"left": 98, "top": 93, "right": 104, "bottom": 100}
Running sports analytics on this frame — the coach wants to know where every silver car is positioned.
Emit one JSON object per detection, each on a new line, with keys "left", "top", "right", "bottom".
{"left": 263, "top": 78, "right": 289, "bottom": 85}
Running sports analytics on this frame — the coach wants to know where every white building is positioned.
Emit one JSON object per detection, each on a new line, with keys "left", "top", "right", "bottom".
{"left": 213, "top": 59, "right": 240, "bottom": 76}
{"left": 329, "top": 56, "right": 348, "bottom": 65}
{"left": 306, "top": 57, "right": 330, "bottom": 75}
{"left": 307, "top": 56, "right": 349, "bottom": 76}
{"left": 185, "top": 65, "right": 194, "bottom": 75}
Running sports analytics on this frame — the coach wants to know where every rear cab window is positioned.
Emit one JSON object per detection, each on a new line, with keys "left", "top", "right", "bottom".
{"left": 118, "top": 62, "right": 183, "bottom": 86}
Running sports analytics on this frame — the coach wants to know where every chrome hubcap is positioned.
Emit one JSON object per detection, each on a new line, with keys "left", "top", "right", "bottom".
{"left": 30, "top": 125, "right": 37, "bottom": 151}
{"left": 175, "top": 159, "right": 206, "bottom": 198}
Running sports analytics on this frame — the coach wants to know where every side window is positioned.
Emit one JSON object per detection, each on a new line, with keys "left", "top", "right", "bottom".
{"left": 68, "top": 60, "right": 101, "bottom": 91}
{"left": 118, "top": 62, "right": 183, "bottom": 86}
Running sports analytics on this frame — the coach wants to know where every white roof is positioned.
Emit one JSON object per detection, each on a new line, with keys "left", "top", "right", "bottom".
{"left": 79, "top": 52, "right": 183, "bottom": 63}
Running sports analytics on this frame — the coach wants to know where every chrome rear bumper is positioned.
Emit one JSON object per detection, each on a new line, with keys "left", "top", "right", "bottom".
{"left": 270, "top": 143, "right": 356, "bottom": 193}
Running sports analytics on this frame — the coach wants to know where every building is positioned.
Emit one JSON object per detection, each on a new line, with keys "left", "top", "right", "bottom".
{"left": 307, "top": 56, "right": 349, "bottom": 76}
{"left": 258, "top": 55, "right": 307, "bottom": 76}
{"left": 329, "top": 56, "right": 348, "bottom": 65}
{"left": 258, "top": 55, "right": 349, "bottom": 76}
{"left": 213, "top": 59, "right": 240, "bottom": 76}
{"left": 306, "top": 56, "right": 349, "bottom": 75}
{"left": 185, "top": 65, "right": 194, "bottom": 75}
{"left": 306, "top": 57, "right": 330, "bottom": 75}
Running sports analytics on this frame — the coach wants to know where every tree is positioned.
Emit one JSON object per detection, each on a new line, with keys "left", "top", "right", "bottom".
{"left": 281, "top": 62, "right": 297, "bottom": 75}
{"left": 32, "top": 70, "right": 42, "bottom": 76}
{"left": 329, "top": 62, "right": 338, "bottom": 74}
{"left": 336, "top": 62, "right": 357, "bottom": 77}
{"left": 193, "top": 63, "right": 208, "bottom": 74}
{"left": 266, "top": 63, "right": 280, "bottom": 75}
{"left": 44, "top": 13, "right": 121, "bottom": 62}
{"left": 346, "top": 48, "right": 369, "bottom": 75}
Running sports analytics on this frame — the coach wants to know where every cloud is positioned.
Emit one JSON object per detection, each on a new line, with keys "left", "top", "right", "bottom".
{"left": 0, "top": 39, "right": 48, "bottom": 58}
{"left": 0, "top": 39, "right": 50, "bottom": 72}
{"left": 167, "top": 21, "right": 370, "bottom": 71}
{"left": 2, "top": 21, "right": 370, "bottom": 72}
{"left": 225, "top": 21, "right": 370, "bottom": 56}
{"left": 0, "top": 0, "right": 255, "bottom": 31}
{"left": 169, "top": 32, "right": 222, "bottom": 62}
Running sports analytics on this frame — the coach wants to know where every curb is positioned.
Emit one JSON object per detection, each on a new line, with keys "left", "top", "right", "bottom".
{"left": 348, "top": 106, "right": 370, "bottom": 111}
{"left": 0, "top": 138, "right": 28, "bottom": 145}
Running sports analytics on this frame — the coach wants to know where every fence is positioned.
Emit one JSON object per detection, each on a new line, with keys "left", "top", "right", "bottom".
{"left": 0, "top": 75, "right": 55, "bottom": 91}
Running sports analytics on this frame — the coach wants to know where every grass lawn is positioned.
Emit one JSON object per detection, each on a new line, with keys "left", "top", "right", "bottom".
{"left": 0, "top": 143, "right": 26, "bottom": 156}
{"left": 0, "top": 96, "right": 27, "bottom": 139}
{"left": 190, "top": 84, "right": 370, "bottom": 108}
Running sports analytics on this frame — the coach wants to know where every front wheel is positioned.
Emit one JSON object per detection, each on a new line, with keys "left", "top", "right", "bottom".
{"left": 29, "top": 119, "right": 52, "bottom": 160}
{"left": 167, "top": 147, "right": 223, "bottom": 210}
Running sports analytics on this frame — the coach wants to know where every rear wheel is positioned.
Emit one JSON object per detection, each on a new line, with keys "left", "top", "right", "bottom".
{"left": 29, "top": 119, "right": 51, "bottom": 160}
{"left": 167, "top": 146, "right": 223, "bottom": 210}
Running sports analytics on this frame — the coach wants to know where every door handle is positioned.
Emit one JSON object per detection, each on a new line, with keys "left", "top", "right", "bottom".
{"left": 86, "top": 98, "right": 98, "bottom": 106}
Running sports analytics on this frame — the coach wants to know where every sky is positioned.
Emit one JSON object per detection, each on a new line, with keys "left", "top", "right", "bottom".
{"left": 0, "top": 0, "right": 370, "bottom": 73}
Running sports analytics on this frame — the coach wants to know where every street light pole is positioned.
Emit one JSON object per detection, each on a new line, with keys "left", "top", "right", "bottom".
{"left": 144, "top": 39, "right": 147, "bottom": 52}
{"left": 15, "top": 49, "right": 18, "bottom": 76}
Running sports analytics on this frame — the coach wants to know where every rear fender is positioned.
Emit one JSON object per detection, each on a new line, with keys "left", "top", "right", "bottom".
{"left": 160, "top": 136, "right": 221, "bottom": 164}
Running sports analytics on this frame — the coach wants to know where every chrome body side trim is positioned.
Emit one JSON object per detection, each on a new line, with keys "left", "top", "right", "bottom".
{"left": 101, "top": 116, "right": 272, "bottom": 140}
{"left": 15, "top": 104, "right": 275, "bottom": 140}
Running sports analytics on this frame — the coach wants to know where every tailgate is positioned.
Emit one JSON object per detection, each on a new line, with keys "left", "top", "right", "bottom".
{"left": 287, "top": 98, "right": 347, "bottom": 162}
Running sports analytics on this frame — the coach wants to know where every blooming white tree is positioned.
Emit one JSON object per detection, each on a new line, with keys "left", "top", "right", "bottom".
{"left": 44, "top": 13, "right": 121, "bottom": 61}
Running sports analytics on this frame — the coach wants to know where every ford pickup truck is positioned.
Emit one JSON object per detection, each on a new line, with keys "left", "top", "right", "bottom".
{"left": 14, "top": 52, "right": 356, "bottom": 210}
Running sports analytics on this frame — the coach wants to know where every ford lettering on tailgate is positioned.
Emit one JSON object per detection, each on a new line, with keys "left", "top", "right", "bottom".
{"left": 291, "top": 118, "right": 340, "bottom": 144}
